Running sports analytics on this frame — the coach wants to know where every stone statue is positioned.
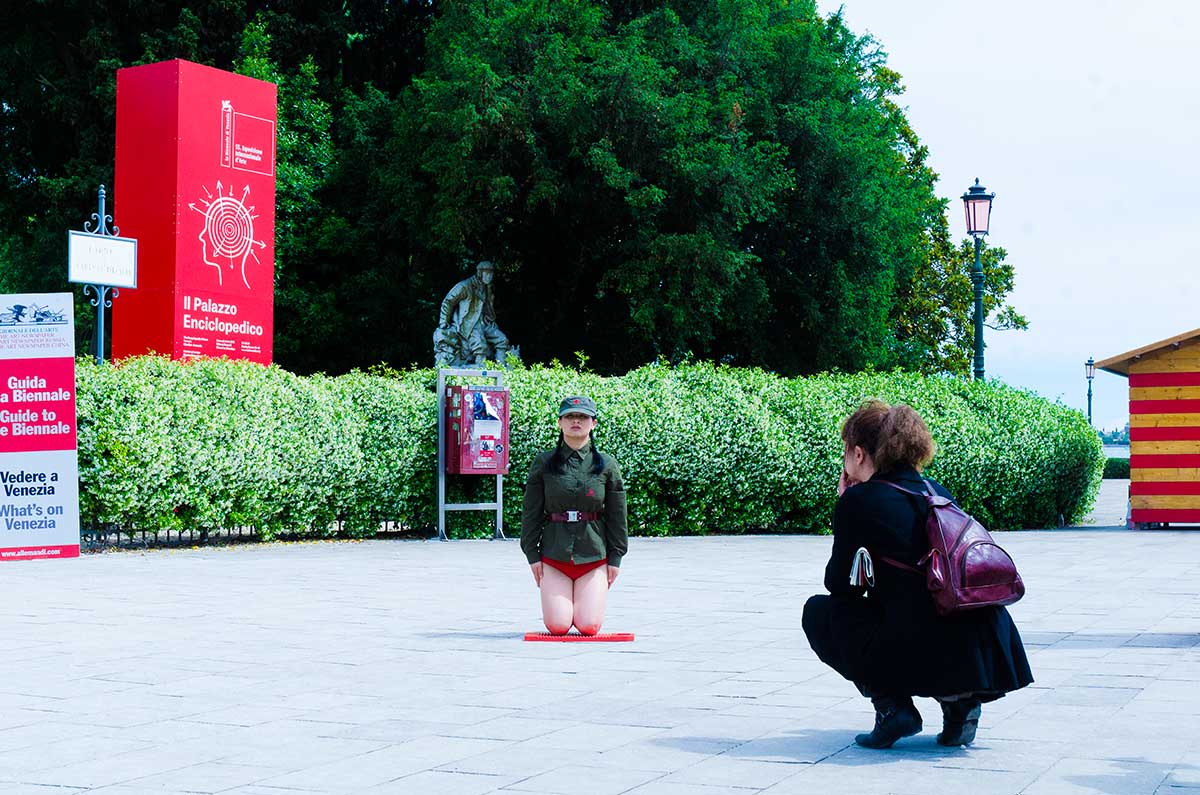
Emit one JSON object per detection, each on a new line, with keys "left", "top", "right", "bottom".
{"left": 434, "top": 260, "right": 515, "bottom": 367}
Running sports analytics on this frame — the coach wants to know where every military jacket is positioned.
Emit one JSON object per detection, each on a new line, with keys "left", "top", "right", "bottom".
{"left": 520, "top": 441, "right": 628, "bottom": 567}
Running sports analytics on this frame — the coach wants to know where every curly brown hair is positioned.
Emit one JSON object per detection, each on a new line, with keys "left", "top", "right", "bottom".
{"left": 840, "top": 399, "right": 936, "bottom": 474}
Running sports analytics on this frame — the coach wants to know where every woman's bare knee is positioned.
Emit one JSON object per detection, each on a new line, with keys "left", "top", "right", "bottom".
{"left": 542, "top": 603, "right": 573, "bottom": 635}
{"left": 574, "top": 620, "right": 602, "bottom": 636}
{"left": 544, "top": 620, "right": 572, "bottom": 635}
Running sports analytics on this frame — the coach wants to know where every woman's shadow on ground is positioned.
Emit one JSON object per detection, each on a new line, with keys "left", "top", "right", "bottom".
{"left": 651, "top": 728, "right": 976, "bottom": 765}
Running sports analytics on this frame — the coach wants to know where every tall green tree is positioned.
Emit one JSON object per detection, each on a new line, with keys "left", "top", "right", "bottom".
{"left": 360, "top": 0, "right": 1024, "bottom": 374}
{"left": 0, "top": 1, "right": 435, "bottom": 359}
{"left": 0, "top": 0, "right": 1023, "bottom": 376}
{"left": 894, "top": 226, "right": 1027, "bottom": 376}
{"left": 0, "top": 3, "right": 257, "bottom": 349}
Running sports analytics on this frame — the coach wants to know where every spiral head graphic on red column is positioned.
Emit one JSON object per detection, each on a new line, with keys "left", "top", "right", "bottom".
{"left": 188, "top": 181, "right": 264, "bottom": 289}
{"left": 204, "top": 196, "right": 255, "bottom": 260}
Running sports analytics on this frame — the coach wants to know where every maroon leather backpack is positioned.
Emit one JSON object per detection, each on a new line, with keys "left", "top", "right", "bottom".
{"left": 877, "top": 480, "right": 1025, "bottom": 617}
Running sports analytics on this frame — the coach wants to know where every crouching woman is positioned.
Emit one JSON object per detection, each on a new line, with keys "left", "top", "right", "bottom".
{"left": 802, "top": 400, "right": 1033, "bottom": 748}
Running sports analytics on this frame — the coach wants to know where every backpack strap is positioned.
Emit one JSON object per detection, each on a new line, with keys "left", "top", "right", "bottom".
{"left": 877, "top": 553, "right": 921, "bottom": 574}
{"left": 877, "top": 479, "right": 940, "bottom": 500}
{"left": 872, "top": 479, "right": 929, "bottom": 575}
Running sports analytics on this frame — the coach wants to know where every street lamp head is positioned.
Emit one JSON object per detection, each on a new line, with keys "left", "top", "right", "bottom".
{"left": 1085, "top": 356, "right": 1095, "bottom": 381}
{"left": 962, "top": 178, "right": 995, "bottom": 237}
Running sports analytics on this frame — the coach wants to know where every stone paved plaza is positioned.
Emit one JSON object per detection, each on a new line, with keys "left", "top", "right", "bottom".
{"left": 1, "top": 481, "right": 1198, "bottom": 794}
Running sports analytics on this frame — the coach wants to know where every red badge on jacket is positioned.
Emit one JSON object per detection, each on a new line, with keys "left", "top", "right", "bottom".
{"left": 587, "top": 488, "right": 596, "bottom": 497}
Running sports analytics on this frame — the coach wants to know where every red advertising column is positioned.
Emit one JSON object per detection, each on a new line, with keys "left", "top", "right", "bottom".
{"left": 112, "top": 59, "right": 276, "bottom": 364}
{"left": 0, "top": 293, "right": 80, "bottom": 561}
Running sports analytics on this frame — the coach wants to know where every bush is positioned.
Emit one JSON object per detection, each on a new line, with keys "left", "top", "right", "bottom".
{"left": 76, "top": 356, "right": 365, "bottom": 539}
{"left": 75, "top": 357, "right": 1104, "bottom": 538}
{"left": 1103, "top": 457, "right": 1130, "bottom": 479}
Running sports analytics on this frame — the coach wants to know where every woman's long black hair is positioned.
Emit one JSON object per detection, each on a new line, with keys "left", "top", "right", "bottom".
{"left": 547, "top": 430, "right": 606, "bottom": 475}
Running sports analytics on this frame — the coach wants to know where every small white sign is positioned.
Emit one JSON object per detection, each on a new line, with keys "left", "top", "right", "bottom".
{"left": 67, "top": 230, "right": 138, "bottom": 289}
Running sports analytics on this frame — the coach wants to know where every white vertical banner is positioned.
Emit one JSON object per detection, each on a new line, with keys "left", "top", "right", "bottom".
{"left": 0, "top": 293, "right": 80, "bottom": 560}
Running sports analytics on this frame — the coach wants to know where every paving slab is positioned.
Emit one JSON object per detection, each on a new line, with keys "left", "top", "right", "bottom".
{"left": 0, "top": 479, "right": 1197, "bottom": 794}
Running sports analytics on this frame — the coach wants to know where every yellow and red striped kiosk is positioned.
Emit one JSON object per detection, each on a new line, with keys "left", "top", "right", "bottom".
{"left": 1097, "top": 328, "right": 1200, "bottom": 527}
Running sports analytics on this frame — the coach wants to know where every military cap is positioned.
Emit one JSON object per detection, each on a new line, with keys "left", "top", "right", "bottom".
{"left": 558, "top": 395, "right": 598, "bottom": 418}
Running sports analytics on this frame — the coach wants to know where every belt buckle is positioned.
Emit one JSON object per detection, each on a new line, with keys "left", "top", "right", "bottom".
{"left": 565, "top": 510, "right": 580, "bottom": 522}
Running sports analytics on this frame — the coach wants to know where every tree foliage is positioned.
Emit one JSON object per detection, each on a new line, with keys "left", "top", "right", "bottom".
{"left": 0, "top": 1, "right": 435, "bottom": 356}
{"left": 895, "top": 226, "right": 1027, "bottom": 375}
{"left": 376, "top": 0, "right": 955, "bottom": 373}
{"left": 0, "top": 0, "right": 1023, "bottom": 376}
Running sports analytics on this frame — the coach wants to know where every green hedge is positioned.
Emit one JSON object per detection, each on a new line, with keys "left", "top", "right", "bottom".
{"left": 76, "top": 357, "right": 437, "bottom": 538}
{"left": 1103, "top": 457, "right": 1130, "bottom": 479}
{"left": 75, "top": 357, "right": 1104, "bottom": 538}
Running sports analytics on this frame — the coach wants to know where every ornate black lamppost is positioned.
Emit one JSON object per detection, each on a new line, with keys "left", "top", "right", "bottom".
{"left": 1086, "top": 356, "right": 1096, "bottom": 426}
{"left": 962, "top": 178, "right": 995, "bottom": 380}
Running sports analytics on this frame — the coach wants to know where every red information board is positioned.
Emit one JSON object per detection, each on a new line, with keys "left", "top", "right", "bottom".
{"left": 112, "top": 59, "right": 276, "bottom": 364}
{"left": 444, "top": 385, "right": 510, "bottom": 475}
{"left": 0, "top": 293, "right": 80, "bottom": 561}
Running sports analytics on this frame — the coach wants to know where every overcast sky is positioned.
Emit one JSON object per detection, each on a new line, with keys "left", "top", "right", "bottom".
{"left": 817, "top": 0, "right": 1200, "bottom": 433}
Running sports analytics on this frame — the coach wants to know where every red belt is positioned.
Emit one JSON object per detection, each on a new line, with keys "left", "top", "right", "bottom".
{"left": 548, "top": 511, "right": 601, "bottom": 522}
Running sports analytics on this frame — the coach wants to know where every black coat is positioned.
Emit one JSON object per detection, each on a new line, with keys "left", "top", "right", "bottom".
{"left": 802, "top": 466, "right": 1033, "bottom": 698}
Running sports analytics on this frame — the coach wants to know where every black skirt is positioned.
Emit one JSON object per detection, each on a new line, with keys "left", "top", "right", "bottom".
{"left": 803, "top": 592, "right": 1034, "bottom": 698}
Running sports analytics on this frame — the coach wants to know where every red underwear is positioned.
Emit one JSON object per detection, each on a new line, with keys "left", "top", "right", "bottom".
{"left": 542, "top": 556, "right": 607, "bottom": 580}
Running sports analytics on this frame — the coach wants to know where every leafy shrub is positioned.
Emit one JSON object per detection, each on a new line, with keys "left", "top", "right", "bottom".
{"left": 75, "top": 357, "right": 1104, "bottom": 538}
{"left": 1103, "top": 457, "right": 1130, "bottom": 479}
{"left": 76, "top": 356, "right": 364, "bottom": 539}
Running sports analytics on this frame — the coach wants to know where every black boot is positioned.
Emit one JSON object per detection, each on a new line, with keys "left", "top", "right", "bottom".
{"left": 936, "top": 699, "right": 982, "bottom": 746}
{"left": 854, "top": 696, "right": 923, "bottom": 749}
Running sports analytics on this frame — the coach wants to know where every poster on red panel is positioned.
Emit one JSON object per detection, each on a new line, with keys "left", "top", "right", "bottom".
{"left": 0, "top": 293, "right": 80, "bottom": 561}
{"left": 176, "top": 63, "right": 276, "bottom": 362}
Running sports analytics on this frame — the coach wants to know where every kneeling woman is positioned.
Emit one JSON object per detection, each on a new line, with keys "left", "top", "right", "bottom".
{"left": 521, "top": 396, "right": 628, "bottom": 635}
{"left": 803, "top": 400, "right": 1033, "bottom": 748}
